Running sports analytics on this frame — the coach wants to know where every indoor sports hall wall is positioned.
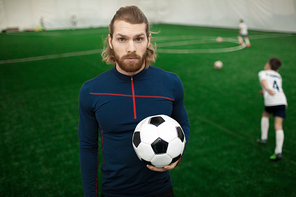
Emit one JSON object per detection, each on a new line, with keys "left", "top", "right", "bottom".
{"left": 0, "top": 0, "right": 296, "bottom": 32}
{"left": 158, "top": 0, "right": 296, "bottom": 32}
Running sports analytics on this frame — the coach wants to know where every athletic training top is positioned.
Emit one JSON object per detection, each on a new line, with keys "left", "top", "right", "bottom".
{"left": 239, "top": 22, "right": 248, "bottom": 35}
{"left": 258, "top": 70, "right": 287, "bottom": 106}
{"left": 79, "top": 66, "right": 190, "bottom": 197}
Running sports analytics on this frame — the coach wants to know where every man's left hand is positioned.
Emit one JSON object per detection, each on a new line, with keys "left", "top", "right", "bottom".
{"left": 146, "top": 160, "right": 179, "bottom": 172}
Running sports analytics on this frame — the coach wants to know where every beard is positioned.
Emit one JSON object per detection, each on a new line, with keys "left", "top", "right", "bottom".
{"left": 114, "top": 51, "right": 147, "bottom": 73}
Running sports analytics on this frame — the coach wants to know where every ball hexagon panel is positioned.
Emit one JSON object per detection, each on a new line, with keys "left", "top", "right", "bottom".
{"left": 150, "top": 154, "right": 172, "bottom": 167}
{"left": 139, "top": 124, "right": 159, "bottom": 144}
{"left": 158, "top": 124, "right": 178, "bottom": 142}
{"left": 134, "top": 142, "right": 155, "bottom": 162}
{"left": 134, "top": 116, "right": 150, "bottom": 131}
{"left": 167, "top": 138, "right": 185, "bottom": 158}
{"left": 164, "top": 116, "right": 180, "bottom": 127}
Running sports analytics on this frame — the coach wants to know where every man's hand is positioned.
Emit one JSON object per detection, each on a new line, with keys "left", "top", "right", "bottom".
{"left": 260, "top": 89, "right": 275, "bottom": 96}
{"left": 266, "top": 88, "right": 275, "bottom": 96}
{"left": 146, "top": 160, "right": 179, "bottom": 172}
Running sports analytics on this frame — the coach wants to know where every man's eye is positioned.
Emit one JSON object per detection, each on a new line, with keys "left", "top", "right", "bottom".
{"left": 118, "top": 38, "right": 125, "bottom": 42}
{"left": 136, "top": 38, "right": 142, "bottom": 42}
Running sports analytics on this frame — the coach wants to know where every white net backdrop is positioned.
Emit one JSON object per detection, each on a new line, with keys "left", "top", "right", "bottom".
{"left": 0, "top": 0, "right": 295, "bottom": 32}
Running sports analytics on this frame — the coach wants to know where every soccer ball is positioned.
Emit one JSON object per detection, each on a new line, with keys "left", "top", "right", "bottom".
{"left": 216, "top": 37, "right": 223, "bottom": 43}
{"left": 214, "top": 60, "right": 223, "bottom": 70}
{"left": 132, "top": 115, "right": 185, "bottom": 167}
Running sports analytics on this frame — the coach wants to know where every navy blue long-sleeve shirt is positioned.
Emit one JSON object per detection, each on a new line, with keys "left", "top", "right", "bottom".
{"left": 79, "top": 66, "right": 190, "bottom": 197}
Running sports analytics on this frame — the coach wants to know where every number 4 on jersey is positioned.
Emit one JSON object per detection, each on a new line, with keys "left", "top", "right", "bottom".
{"left": 273, "top": 80, "right": 279, "bottom": 92}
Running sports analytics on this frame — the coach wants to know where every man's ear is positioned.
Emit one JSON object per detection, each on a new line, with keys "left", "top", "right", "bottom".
{"left": 108, "top": 34, "right": 113, "bottom": 49}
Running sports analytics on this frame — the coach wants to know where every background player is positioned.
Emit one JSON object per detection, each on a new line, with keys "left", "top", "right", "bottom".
{"left": 257, "top": 57, "right": 287, "bottom": 161}
{"left": 238, "top": 19, "right": 251, "bottom": 48}
{"left": 39, "top": 16, "right": 45, "bottom": 30}
{"left": 70, "top": 15, "right": 77, "bottom": 30}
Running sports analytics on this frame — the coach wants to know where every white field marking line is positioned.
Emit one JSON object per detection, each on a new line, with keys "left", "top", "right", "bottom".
{"left": 157, "top": 39, "right": 217, "bottom": 47}
{"left": 0, "top": 49, "right": 102, "bottom": 65}
{"left": 157, "top": 37, "right": 245, "bottom": 53}
{"left": 155, "top": 35, "right": 215, "bottom": 41}
{"left": 6, "top": 29, "right": 108, "bottom": 37}
{"left": 157, "top": 45, "right": 246, "bottom": 54}
{"left": 157, "top": 37, "right": 238, "bottom": 47}
{"left": 156, "top": 33, "right": 293, "bottom": 54}
{"left": 155, "top": 33, "right": 293, "bottom": 41}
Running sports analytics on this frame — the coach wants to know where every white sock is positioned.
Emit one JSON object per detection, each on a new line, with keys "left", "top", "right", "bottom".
{"left": 275, "top": 130, "right": 284, "bottom": 154}
{"left": 261, "top": 117, "right": 269, "bottom": 140}
{"left": 238, "top": 36, "right": 243, "bottom": 42}
{"left": 245, "top": 38, "right": 250, "bottom": 45}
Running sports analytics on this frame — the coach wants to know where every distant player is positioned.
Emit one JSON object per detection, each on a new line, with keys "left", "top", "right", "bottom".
{"left": 238, "top": 19, "right": 251, "bottom": 48}
{"left": 40, "top": 17, "right": 45, "bottom": 30}
{"left": 70, "top": 15, "right": 77, "bottom": 30}
{"left": 257, "top": 57, "right": 287, "bottom": 161}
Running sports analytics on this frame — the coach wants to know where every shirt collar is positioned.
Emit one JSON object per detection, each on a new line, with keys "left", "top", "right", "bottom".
{"left": 112, "top": 66, "right": 149, "bottom": 81}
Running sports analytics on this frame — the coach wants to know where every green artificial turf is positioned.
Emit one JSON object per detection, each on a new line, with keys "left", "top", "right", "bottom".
{"left": 0, "top": 24, "right": 295, "bottom": 197}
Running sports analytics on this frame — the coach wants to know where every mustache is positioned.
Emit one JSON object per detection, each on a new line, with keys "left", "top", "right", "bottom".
{"left": 122, "top": 53, "right": 141, "bottom": 59}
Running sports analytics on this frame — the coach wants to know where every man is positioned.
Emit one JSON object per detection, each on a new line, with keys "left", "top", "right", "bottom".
{"left": 257, "top": 57, "right": 287, "bottom": 161}
{"left": 238, "top": 19, "right": 251, "bottom": 48}
{"left": 79, "top": 6, "right": 190, "bottom": 197}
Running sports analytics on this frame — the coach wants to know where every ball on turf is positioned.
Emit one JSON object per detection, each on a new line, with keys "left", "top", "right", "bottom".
{"left": 214, "top": 60, "right": 223, "bottom": 70}
{"left": 132, "top": 115, "right": 185, "bottom": 167}
{"left": 216, "top": 37, "right": 223, "bottom": 43}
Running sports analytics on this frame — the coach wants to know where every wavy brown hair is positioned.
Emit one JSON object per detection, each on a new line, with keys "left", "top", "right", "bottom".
{"left": 101, "top": 6, "right": 157, "bottom": 67}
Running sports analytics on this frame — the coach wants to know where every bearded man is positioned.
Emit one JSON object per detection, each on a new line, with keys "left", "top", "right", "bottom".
{"left": 79, "top": 6, "right": 190, "bottom": 197}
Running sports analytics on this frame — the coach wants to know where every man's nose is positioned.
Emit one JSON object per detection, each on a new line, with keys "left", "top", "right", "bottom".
{"left": 127, "top": 40, "right": 136, "bottom": 53}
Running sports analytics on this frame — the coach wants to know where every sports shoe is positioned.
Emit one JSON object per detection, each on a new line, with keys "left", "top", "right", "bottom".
{"left": 270, "top": 153, "right": 282, "bottom": 161}
{"left": 246, "top": 44, "right": 251, "bottom": 48}
{"left": 256, "top": 138, "right": 267, "bottom": 145}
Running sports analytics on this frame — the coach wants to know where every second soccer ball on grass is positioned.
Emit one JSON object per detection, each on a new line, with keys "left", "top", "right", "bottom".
{"left": 214, "top": 60, "right": 223, "bottom": 70}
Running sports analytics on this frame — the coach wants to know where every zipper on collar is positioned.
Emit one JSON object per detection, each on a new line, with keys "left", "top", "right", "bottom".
{"left": 131, "top": 76, "right": 137, "bottom": 119}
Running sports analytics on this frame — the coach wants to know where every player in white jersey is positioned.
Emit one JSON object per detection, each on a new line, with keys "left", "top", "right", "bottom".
{"left": 257, "top": 58, "right": 287, "bottom": 161}
{"left": 238, "top": 19, "right": 251, "bottom": 48}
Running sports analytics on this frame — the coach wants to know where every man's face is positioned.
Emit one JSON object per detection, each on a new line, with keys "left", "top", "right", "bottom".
{"left": 109, "top": 20, "right": 151, "bottom": 75}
